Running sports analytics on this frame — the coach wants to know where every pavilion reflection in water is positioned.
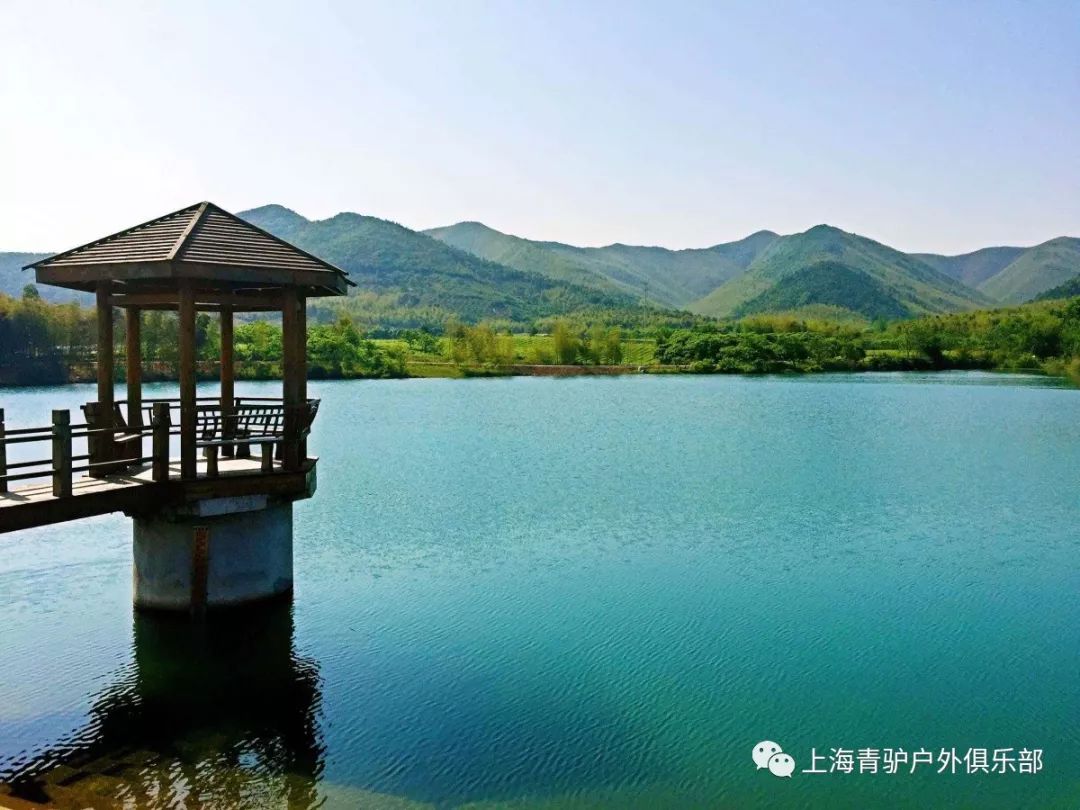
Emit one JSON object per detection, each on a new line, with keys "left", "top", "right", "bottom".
{"left": 1, "top": 604, "right": 324, "bottom": 809}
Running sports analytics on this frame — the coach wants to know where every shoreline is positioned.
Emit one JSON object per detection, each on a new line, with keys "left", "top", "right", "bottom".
{"left": 0, "top": 361, "right": 1070, "bottom": 390}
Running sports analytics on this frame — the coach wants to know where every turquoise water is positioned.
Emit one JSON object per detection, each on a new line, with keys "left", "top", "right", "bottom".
{"left": 1, "top": 372, "right": 1078, "bottom": 808}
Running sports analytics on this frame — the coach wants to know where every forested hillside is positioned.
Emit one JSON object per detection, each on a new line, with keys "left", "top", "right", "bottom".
{"left": 689, "top": 225, "right": 989, "bottom": 319}
{"left": 7, "top": 203, "right": 1078, "bottom": 328}
{"left": 238, "top": 206, "right": 644, "bottom": 324}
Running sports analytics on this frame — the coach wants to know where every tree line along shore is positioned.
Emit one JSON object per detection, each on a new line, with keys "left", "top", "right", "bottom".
{"left": 2, "top": 285, "right": 1078, "bottom": 387}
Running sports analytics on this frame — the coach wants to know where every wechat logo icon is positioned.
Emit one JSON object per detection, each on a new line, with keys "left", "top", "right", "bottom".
{"left": 753, "top": 740, "right": 795, "bottom": 778}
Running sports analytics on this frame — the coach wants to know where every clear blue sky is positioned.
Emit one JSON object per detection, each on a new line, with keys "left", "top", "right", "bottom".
{"left": 1, "top": 0, "right": 1077, "bottom": 254}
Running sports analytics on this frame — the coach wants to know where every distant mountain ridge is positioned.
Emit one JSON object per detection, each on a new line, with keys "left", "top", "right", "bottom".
{"left": 689, "top": 225, "right": 993, "bottom": 318}
{"left": 978, "top": 237, "right": 1080, "bottom": 303}
{"left": 1036, "top": 275, "right": 1080, "bottom": 301}
{"left": 428, "top": 220, "right": 1080, "bottom": 319}
{"left": 236, "top": 205, "right": 643, "bottom": 322}
{"left": 425, "top": 222, "right": 777, "bottom": 308}
{"left": 0, "top": 251, "right": 91, "bottom": 304}
{"left": 913, "top": 246, "right": 1025, "bottom": 288}
{"left": 418, "top": 221, "right": 629, "bottom": 298}
{"left": 3, "top": 205, "right": 1078, "bottom": 324}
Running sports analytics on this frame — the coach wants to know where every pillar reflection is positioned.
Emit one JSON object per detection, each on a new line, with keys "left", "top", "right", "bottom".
{"left": 2, "top": 604, "right": 324, "bottom": 809}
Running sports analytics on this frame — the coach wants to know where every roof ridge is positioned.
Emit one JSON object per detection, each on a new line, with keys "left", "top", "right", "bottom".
{"left": 24, "top": 202, "right": 203, "bottom": 270}
{"left": 25, "top": 201, "right": 354, "bottom": 294}
{"left": 195, "top": 202, "right": 352, "bottom": 282}
{"left": 167, "top": 201, "right": 210, "bottom": 260}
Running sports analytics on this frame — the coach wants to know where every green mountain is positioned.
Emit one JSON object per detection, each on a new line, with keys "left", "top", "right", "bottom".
{"left": 0, "top": 252, "right": 92, "bottom": 304}
{"left": 425, "top": 222, "right": 778, "bottom": 308}
{"left": 690, "top": 225, "right": 992, "bottom": 318}
{"left": 978, "top": 237, "right": 1080, "bottom": 304}
{"left": 913, "top": 246, "right": 1025, "bottom": 287}
{"left": 420, "top": 222, "right": 626, "bottom": 296}
{"left": 732, "top": 260, "right": 911, "bottom": 320}
{"left": 12, "top": 204, "right": 1077, "bottom": 324}
{"left": 238, "top": 205, "right": 644, "bottom": 322}
{"left": 914, "top": 238, "right": 1080, "bottom": 303}
{"left": 1035, "top": 276, "right": 1080, "bottom": 301}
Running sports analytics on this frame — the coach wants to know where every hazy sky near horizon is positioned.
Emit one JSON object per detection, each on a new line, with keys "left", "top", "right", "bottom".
{"left": 1, "top": 1, "right": 1077, "bottom": 254}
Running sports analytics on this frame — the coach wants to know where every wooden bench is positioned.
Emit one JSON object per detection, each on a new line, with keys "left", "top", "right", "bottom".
{"left": 81, "top": 402, "right": 148, "bottom": 475}
{"left": 110, "top": 404, "right": 145, "bottom": 444}
{"left": 196, "top": 400, "right": 319, "bottom": 476}
{"left": 200, "top": 436, "right": 281, "bottom": 475}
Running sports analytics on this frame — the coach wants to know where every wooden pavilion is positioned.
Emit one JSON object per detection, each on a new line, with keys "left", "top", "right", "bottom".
{"left": 26, "top": 201, "right": 351, "bottom": 478}
{"left": 0, "top": 202, "right": 351, "bottom": 608}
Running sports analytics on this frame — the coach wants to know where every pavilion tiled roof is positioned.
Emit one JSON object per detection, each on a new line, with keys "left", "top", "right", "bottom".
{"left": 27, "top": 201, "right": 351, "bottom": 286}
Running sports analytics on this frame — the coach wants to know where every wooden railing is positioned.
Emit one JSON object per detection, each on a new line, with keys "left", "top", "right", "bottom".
{"left": 0, "top": 407, "right": 154, "bottom": 497}
{"left": 0, "top": 398, "right": 319, "bottom": 496}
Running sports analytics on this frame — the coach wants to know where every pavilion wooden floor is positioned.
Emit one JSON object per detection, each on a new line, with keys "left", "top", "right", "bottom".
{"left": 0, "top": 458, "right": 271, "bottom": 510}
{"left": 0, "top": 457, "right": 314, "bottom": 533}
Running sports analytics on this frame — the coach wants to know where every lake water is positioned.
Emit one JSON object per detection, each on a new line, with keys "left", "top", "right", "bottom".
{"left": 1, "top": 372, "right": 1078, "bottom": 808}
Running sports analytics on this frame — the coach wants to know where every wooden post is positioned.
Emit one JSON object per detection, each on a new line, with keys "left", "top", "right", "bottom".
{"left": 179, "top": 280, "right": 197, "bottom": 479}
{"left": 83, "top": 401, "right": 105, "bottom": 477}
{"left": 125, "top": 306, "right": 143, "bottom": 459}
{"left": 52, "top": 409, "right": 72, "bottom": 498}
{"left": 234, "top": 396, "right": 250, "bottom": 459}
{"left": 220, "top": 306, "right": 235, "bottom": 458}
{"left": 297, "top": 298, "right": 307, "bottom": 461}
{"left": 152, "top": 402, "right": 170, "bottom": 482}
{"left": 281, "top": 290, "right": 306, "bottom": 471}
{"left": 96, "top": 282, "right": 114, "bottom": 466}
{"left": 0, "top": 408, "right": 7, "bottom": 494}
{"left": 205, "top": 446, "right": 219, "bottom": 477}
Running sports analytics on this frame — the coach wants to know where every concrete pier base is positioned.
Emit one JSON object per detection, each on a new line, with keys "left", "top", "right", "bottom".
{"left": 133, "top": 497, "right": 293, "bottom": 611}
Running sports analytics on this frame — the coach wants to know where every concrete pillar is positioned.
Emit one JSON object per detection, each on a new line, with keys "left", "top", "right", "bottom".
{"left": 133, "top": 498, "right": 293, "bottom": 611}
